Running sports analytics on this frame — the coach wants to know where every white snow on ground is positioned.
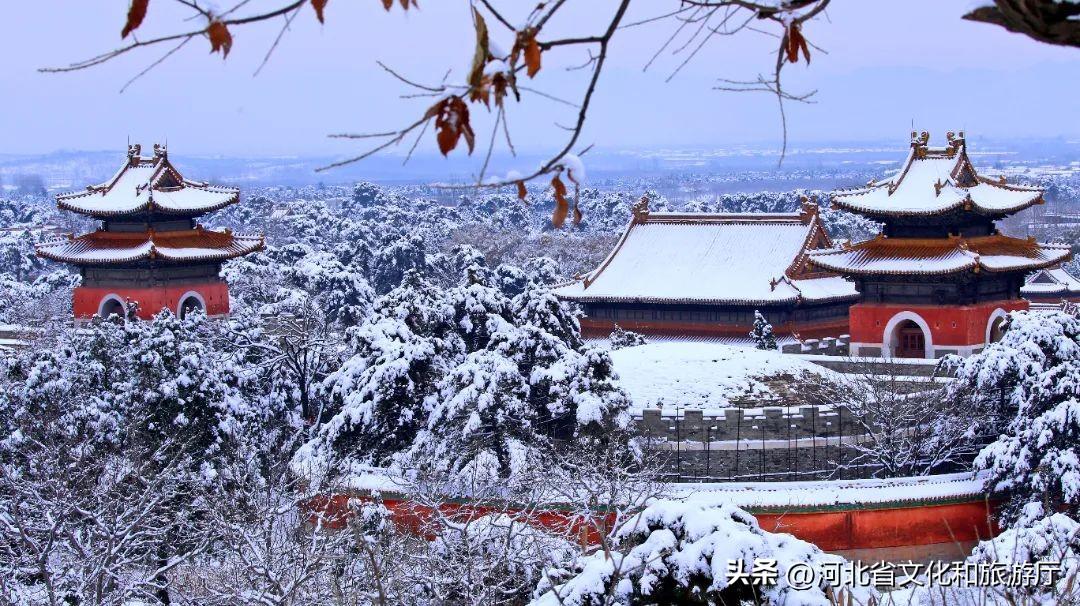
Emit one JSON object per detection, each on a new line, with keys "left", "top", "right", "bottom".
{"left": 608, "top": 342, "right": 838, "bottom": 414}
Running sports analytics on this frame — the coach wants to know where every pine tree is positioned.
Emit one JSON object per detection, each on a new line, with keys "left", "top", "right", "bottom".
{"left": 750, "top": 310, "right": 777, "bottom": 350}
{"left": 303, "top": 271, "right": 459, "bottom": 468}
{"left": 953, "top": 310, "right": 1080, "bottom": 523}
{"left": 372, "top": 234, "right": 427, "bottom": 294}
{"left": 408, "top": 283, "right": 631, "bottom": 483}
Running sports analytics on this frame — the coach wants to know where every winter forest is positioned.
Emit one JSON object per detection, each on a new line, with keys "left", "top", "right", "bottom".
{"left": 3, "top": 0, "right": 1080, "bottom": 604}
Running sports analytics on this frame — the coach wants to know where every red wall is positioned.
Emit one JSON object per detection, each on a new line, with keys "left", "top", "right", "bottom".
{"left": 849, "top": 299, "right": 1028, "bottom": 347}
{"left": 73, "top": 281, "right": 230, "bottom": 320}
{"left": 754, "top": 500, "right": 997, "bottom": 552}
{"left": 308, "top": 494, "right": 1000, "bottom": 560}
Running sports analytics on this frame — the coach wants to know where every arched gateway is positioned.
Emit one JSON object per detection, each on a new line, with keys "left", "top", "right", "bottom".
{"left": 36, "top": 144, "right": 264, "bottom": 322}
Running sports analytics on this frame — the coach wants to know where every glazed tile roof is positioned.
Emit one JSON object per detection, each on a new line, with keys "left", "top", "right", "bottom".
{"left": 1022, "top": 267, "right": 1080, "bottom": 296}
{"left": 555, "top": 203, "right": 858, "bottom": 306}
{"left": 832, "top": 132, "right": 1043, "bottom": 218}
{"left": 808, "top": 234, "right": 1070, "bottom": 276}
{"left": 36, "top": 228, "right": 264, "bottom": 265}
{"left": 55, "top": 144, "right": 239, "bottom": 217}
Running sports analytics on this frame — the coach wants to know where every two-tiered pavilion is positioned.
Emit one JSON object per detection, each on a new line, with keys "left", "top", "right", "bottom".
{"left": 37, "top": 144, "right": 263, "bottom": 321}
{"left": 809, "top": 132, "right": 1070, "bottom": 358}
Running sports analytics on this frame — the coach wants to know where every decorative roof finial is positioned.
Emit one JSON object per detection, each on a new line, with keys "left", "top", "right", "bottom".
{"left": 632, "top": 193, "right": 651, "bottom": 224}
{"left": 946, "top": 130, "right": 965, "bottom": 155}
{"left": 127, "top": 143, "right": 141, "bottom": 164}
{"left": 798, "top": 195, "right": 818, "bottom": 222}
{"left": 911, "top": 131, "right": 929, "bottom": 158}
{"left": 153, "top": 143, "right": 167, "bottom": 159}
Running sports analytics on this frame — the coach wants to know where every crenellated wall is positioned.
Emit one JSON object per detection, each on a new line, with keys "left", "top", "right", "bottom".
{"left": 636, "top": 406, "right": 875, "bottom": 480}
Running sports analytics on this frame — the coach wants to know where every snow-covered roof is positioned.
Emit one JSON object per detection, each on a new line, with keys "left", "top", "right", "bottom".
{"left": 1022, "top": 267, "right": 1080, "bottom": 296}
{"left": 36, "top": 227, "right": 263, "bottom": 265}
{"left": 609, "top": 341, "right": 839, "bottom": 414}
{"left": 55, "top": 144, "right": 239, "bottom": 217}
{"left": 832, "top": 132, "right": 1043, "bottom": 218}
{"left": 555, "top": 203, "right": 857, "bottom": 306}
{"left": 809, "top": 234, "right": 1070, "bottom": 276}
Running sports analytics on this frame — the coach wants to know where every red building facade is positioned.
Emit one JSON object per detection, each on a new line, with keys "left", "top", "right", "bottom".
{"left": 37, "top": 144, "right": 263, "bottom": 321}
{"left": 809, "top": 132, "right": 1069, "bottom": 358}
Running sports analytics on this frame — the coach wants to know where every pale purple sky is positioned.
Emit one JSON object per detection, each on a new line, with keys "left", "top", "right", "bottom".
{"left": 1, "top": 1, "right": 1077, "bottom": 157}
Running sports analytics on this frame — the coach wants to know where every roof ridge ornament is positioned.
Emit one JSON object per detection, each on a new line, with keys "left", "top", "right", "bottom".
{"left": 798, "top": 195, "right": 818, "bottom": 223}
{"left": 632, "top": 194, "right": 651, "bottom": 224}
{"left": 946, "top": 130, "right": 965, "bottom": 156}
{"left": 127, "top": 143, "right": 142, "bottom": 165}
{"left": 153, "top": 143, "right": 167, "bottom": 160}
{"left": 911, "top": 130, "right": 930, "bottom": 159}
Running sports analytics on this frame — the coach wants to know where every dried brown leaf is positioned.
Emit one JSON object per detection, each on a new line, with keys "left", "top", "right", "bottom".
{"left": 785, "top": 23, "right": 805, "bottom": 64}
{"left": 524, "top": 31, "right": 541, "bottom": 78}
{"left": 467, "top": 8, "right": 491, "bottom": 105}
{"left": 312, "top": 0, "right": 329, "bottom": 23}
{"left": 207, "top": 20, "right": 233, "bottom": 58}
{"left": 433, "top": 96, "right": 474, "bottom": 156}
{"left": 122, "top": 0, "right": 149, "bottom": 39}
{"left": 552, "top": 196, "right": 569, "bottom": 228}
{"left": 551, "top": 175, "right": 569, "bottom": 227}
{"left": 516, "top": 180, "right": 527, "bottom": 201}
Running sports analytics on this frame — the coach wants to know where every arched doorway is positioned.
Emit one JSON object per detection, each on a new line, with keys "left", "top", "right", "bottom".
{"left": 99, "top": 296, "right": 125, "bottom": 320}
{"left": 893, "top": 320, "right": 926, "bottom": 359}
{"left": 179, "top": 295, "right": 204, "bottom": 319}
{"left": 988, "top": 315, "right": 1007, "bottom": 344}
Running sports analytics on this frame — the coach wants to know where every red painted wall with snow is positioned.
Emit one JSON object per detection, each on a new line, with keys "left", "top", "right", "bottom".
{"left": 849, "top": 299, "right": 1028, "bottom": 346}
{"left": 73, "top": 281, "right": 230, "bottom": 320}
{"left": 309, "top": 494, "right": 1000, "bottom": 562}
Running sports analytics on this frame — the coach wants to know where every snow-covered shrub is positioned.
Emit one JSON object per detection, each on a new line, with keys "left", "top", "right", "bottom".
{"left": 532, "top": 500, "right": 872, "bottom": 606}
{"left": 951, "top": 310, "right": 1080, "bottom": 522}
{"left": 609, "top": 324, "right": 648, "bottom": 350}
{"left": 422, "top": 513, "right": 579, "bottom": 605}
{"left": 968, "top": 504, "right": 1079, "bottom": 600}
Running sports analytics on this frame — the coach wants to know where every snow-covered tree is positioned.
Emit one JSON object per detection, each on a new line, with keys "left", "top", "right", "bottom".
{"left": 347, "top": 180, "right": 389, "bottom": 211}
{"left": 750, "top": 309, "right": 778, "bottom": 350}
{"left": 0, "top": 229, "right": 45, "bottom": 282}
{"left": 407, "top": 281, "right": 631, "bottom": 484}
{"left": 801, "top": 365, "right": 979, "bottom": 478}
{"left": 372, "top": 233, "right": 428, "bottom": 294}
{"left": 302, "top": 271, "right": 458, "bottom": 469}
{"left": 951, "top": 310, "right": 1080, "bottom": 523}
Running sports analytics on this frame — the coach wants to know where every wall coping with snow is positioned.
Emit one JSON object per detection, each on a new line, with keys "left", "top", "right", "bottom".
{"left": 669, "top": 471, "right": 988, "bottom": 511}
{"left": 329, "top": 469, "right": 989, "bottom": 514}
